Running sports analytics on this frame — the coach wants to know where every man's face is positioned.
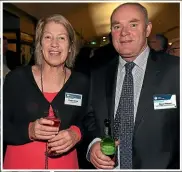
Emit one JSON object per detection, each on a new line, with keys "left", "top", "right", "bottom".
{"left": 111, "top": 5, "right": 152, "bottom": 60}
{"left": 148, "top": 36, "right": 163, "bottom": 51}
{"left": 3, "top": 39, "right": 8, "bottom": 55}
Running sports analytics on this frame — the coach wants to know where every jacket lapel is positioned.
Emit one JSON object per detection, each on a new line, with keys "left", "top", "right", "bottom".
{"left": 105, "top": 56, "right": 119, "bottom": 137}
{"left": 134, "top": 50, "right": 162, "bottom": 135}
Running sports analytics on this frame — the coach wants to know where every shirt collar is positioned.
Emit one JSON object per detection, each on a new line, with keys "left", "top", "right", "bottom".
{"left": 118, "top": 46, "right": 150, "bottom": 71}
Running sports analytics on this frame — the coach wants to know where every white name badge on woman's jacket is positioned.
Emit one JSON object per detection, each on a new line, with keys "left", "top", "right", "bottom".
{"left": 64, "top": 92, "right": 82, "bottom": 106}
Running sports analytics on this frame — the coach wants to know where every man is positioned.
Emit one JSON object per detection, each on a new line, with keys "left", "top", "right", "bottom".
{"left": 87, "top": 3, "right": 179, "bottom": 169}
{"left": 168, "top": 40, "right": 180, "bottom": 57}
{"left": 3, "top": 36, "right": 20, "bottom": 73}
{"left": 148, "top": 34, "right": 168, "bottom": 52}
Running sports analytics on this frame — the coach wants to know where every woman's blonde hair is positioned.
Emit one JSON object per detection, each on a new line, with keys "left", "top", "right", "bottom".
{"left": 35, "top": 14, "right": 78, "bottom": 68}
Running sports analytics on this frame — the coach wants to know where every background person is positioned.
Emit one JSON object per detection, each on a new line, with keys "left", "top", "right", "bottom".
{"left": 3, "top": 36, "right": 20, "bottom": 71}
{"left": 148, "top": 34, "right": 168, "bottom": 52}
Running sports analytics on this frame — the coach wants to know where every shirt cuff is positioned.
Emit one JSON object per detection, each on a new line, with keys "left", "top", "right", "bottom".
{"left": 86, "top": 138, "right": 101, "bottom": 162}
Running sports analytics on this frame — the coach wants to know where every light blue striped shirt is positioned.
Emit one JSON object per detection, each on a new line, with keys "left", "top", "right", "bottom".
{"left": 115, "top": 46, "right": 150, "bottom": 120}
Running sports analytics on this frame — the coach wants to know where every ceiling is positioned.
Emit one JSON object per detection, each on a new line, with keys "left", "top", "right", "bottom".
{"left": 11, "top": 2, "right": 180, "bottom": 42}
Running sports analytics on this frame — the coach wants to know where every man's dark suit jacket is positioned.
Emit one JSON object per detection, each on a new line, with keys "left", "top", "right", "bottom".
{"left": 91, "top": 43, "right": 118, "bottom": 69}
{"left": 88, "top": 50, "right": 179, "bottom": 169}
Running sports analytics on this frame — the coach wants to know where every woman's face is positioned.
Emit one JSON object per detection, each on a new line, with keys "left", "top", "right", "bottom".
{"left": 41, "top": 21, "right": 70, "bottom": 67}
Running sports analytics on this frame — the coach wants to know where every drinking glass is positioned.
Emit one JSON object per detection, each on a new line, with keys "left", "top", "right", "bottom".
{"left": 44, "top": 109, "right": 61, "bottom": 157}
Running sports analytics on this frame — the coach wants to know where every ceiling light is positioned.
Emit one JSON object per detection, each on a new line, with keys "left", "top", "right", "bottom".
{"left": 91, "top": 41, "right": 96, "bottom": 45}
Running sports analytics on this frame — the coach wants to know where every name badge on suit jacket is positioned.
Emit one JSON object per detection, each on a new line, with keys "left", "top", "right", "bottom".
{"left": 64, "top": 92, "right": 82, "bottom": 106}
{"left": 153, "top": 94, "right": 177, "bottom": 110}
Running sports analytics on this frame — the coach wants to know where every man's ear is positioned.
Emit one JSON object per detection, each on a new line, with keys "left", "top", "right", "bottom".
{"left": 146, "top": 22, "right": 152, "bottom": 38}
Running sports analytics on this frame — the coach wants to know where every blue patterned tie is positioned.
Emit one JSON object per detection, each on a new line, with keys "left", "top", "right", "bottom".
{"left": 113, "top": 62, "right": 135, "bottom": 169}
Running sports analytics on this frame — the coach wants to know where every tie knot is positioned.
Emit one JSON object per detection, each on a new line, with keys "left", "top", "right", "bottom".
{"left": 125, "top": 62, "right": 135, "bottom": 74}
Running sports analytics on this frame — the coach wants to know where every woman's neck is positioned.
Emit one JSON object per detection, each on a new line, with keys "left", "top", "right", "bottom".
{"left": 41, "top": 64, "right": 65, "bottom": 79}
{"left": 33, "top": 64, "right": 68, "bottom": 93}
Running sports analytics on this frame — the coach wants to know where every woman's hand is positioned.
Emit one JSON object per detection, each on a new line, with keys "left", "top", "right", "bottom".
{"left": 29, "top": 118, "right": 59, "bottom": 140}
{"left": 47, "top": 129, "right": 80, "bottom": 154}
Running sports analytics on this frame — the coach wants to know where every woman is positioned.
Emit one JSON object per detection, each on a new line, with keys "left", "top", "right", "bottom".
{"left": 3, "top": 14, "right": 90, "bottom": 169}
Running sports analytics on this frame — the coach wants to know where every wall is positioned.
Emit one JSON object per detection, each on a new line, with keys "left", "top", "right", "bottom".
{"left": 3, "top": 3, "right": 36, "bottom": 35}
{"left": 3, "top": 10, "right": 20, "bottom": 30}
{"left": 151, "top": 3, "right": 180, "bottom": 41}
{"left": 165, "top": 27, "right": 179, "bottom": 43}
{"left": 3, "top": 3, "right": 36, "bottom": 64}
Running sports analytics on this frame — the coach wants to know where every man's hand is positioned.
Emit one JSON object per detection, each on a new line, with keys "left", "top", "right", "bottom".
{"left": 90, "top": 141, "right": 119, "bottom": 169}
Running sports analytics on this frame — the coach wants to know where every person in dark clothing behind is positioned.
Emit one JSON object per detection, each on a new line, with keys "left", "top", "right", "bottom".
{"left": 28, "top": 54, "right": 36, "bottom": 66}
{"left": 90, "top": 33, "right": 118, "bottom": 69}
{"left": 73, "top": 45, "right": 96, "bottom": 169}
{"left": 148, "top": 34, "right": 168, "bottom": 53}
{"left": 28, "top": 40, "right": 36, "bottom": 66}
{"left": 74, "top": 46, "right": 92, "bottom": 76}
{"left": 3, "top": 36, "right": 20, "bottom": 70}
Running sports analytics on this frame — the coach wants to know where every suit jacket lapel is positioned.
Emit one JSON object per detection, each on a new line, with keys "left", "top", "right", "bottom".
{"left": 134, "top": 50, "right": 162, "bottom": 135}
{"left": 105, "top": 56, "right": 119, "bottom": 137}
